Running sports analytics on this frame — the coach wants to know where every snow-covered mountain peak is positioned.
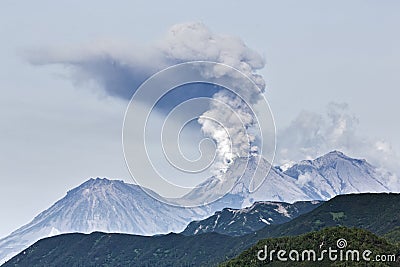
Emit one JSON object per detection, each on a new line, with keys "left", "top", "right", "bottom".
{"left": 68, "top": 178, "right": 131, "bottom": 196}
{"left": 314, "top": 150, "right": 365, "bottom": 167}
{"left": 67, "top": 178, "right": 126, "bottom": 194}
{"left": 324, "top": 150, "right": 346, "bottom": 157}
{"left": 284, "top": 150, "right": 396, "bottom": 199}
{"left": 0, "top": 178, "right": 209, "bottom": 264}
{"left": 183, "top": 154, "right": 311, "bottom": 207}
{"left": 292, "top": 151, "right": 369, "bottom": 171}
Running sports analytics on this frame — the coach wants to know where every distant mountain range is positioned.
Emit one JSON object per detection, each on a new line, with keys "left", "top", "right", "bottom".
{"left": 1, "top": 151, "right": 398, "bottom": 264}
{"left": 4, "top": 193, "right": 400, "bottom": 266}
{"left": 185, "top": 151, "right": 398, "bottom": 207}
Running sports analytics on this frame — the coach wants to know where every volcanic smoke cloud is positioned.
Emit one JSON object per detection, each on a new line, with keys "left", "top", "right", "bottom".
{"left": 27, "top": 22, "right": 267, "bottom": 174}
{"left": 163, "top": 23, "right": 266, "bottom": 174}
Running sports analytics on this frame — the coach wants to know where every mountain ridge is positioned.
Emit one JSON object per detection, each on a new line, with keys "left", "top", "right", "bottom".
{"left": 1, "top": 150, "right": 398, "bottom": 264}
{"left": 4, "top": 193, "right": 400, "bottom": 267}
{"left": 182, "top": 200, "right": 323, "bottom": 236}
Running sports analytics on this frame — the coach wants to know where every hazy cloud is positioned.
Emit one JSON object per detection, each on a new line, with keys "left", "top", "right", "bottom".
{"left": 27, "top": 41, "right": 164, "bottom": 99}
{"left": 26, "top": 22, "right": 265, "bottom": 100}
{"left": 277, "top": 102, "right": 400, "bottom": 176}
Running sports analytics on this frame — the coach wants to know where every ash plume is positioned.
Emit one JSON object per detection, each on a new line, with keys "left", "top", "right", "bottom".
{"left": 27, "top": 22, "right": 267, "bottom": 175}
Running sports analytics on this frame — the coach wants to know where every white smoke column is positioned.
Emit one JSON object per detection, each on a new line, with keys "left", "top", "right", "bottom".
{"left": 163, "top": 23, "right": 266, "bottom": 174}
{"left": 198, "top": 91, "right": 257, "bottom": 173}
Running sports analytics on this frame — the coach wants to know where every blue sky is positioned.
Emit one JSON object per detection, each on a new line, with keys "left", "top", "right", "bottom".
{"left": 0, "top": 0, "right": 399, "bottom": 237}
